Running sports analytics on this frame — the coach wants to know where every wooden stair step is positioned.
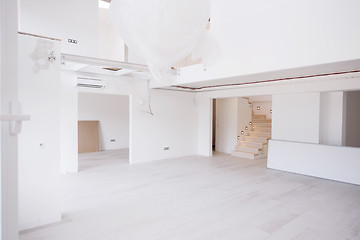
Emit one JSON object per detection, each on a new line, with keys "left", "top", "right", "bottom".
{"left": 238, "top": 141, "right": 263, "bottom": 148}
{"left": 235, "top": 146, "right": 259, "bottom": 154}
{"left": 252, "top": 119, "right": 272, "bottom": 123}
{"left": 252, "top": 122, "right": 272, "bottom": 127}
{"left": 249, "top": 131, "right": 271, "bottom": 138}
{"left": 252, "top": 127, "right": 271, "bottom": 132}
{"left": 252, "top": 115, "right": 266, "bottom": 119}
{"left": 231, "top": 151, "right": 256, "bottom": 160}
{"left": 244, "top": 136, "right": 268, "bottom": 144}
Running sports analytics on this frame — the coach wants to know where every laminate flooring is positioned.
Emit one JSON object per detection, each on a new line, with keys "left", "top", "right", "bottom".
{"left": 20, "top": 150, "right": 360, "bottom": 240}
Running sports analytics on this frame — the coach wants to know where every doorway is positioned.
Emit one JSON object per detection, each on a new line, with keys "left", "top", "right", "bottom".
{"left": 212, "top": 99, "right": 216, "bottom": 150}
{"left": 211, "top": 96, "right": 272, "bottom": 160}
{"left": 77, "top": 92, "right": 130, "bottom": 169}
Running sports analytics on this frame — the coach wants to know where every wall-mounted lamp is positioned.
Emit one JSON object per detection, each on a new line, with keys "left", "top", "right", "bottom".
{"left": 257, "top": 106, "right": 260, "bottom": 110}
{"left": 245, "top": 126, "right": 248, "bottom": 130}
{"left": 237, "top": 136, "right": 240, "bottom": 140}
{"left": 249, "top": 122, "right": 252, "bottom": 125}
{"left": 241, "top": 131, "right": 244, "bottom": 135}
{"left": 270, "top": 109, "right": 273, "bottom": 113}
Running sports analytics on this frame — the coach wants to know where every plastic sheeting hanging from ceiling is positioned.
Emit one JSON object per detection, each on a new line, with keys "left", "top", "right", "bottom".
{"left": 109, "top": 0, "right": 212, "bottom": 82}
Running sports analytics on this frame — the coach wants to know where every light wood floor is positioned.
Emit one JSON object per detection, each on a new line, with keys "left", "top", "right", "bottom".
{"left": 20, "top": 150, "right": 360, "bottom": 240}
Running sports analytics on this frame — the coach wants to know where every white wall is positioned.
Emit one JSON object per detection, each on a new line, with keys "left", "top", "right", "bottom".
{"left": 179, "top": 0, "right": 360, "bottom": 83}
{"left": 19, "top": 0, "right": 147, "bottom": 65}
{"left": 18, "top": 34, "right": 61, "bottom": 230}
{"left": 131, "top": 89, "right": 198, "bottom": 163}
{"left": 215, "top": 98, "right": 238, "bottom": 154}
{"left": 268, "top": 140, "right": 360, "bottom": 185}
{"left": 97, "top": 8, "right": 147, "bottom": 65}
{"left": 1, "top": 1, "right": 20, "bottom": 238}
{"left": 237, "top": 98, "right": 252, "bottom": 138}
{"left": 344, "top": 91, "right": 360, "bottom": 147}
{"left": 197, "top": 98, "right": 213, "bottom": 157}
{"left": 73, "top": 75, "right": 199, "bottom": 163}
{"left": 18, "top": 0, "right": 360, "bottom": 85}
{"left": 272, "top": 93, "right": 320, "bottom": 144}
{"left": 252, "top": 101, "right": 272, "bottom": 119}
{"left": 60, "top": 71, "right": 78, "bottom": 174}
{"left": 194, "top": 75, "right": 360, "bottom": 186}
{"left": 319, "top": 92, "right": 344, "bottom": 146}
{"left": 78, "top": 93, "right": 129, "bottom": 150}
{"left": 19, "top": 0, "right": 99, "bottom": 57}
{"left": 98, "top": 8, "right": 124, "bottom": 61}
{"left": 195, "top": 74, "right": 360, "bottom": 154}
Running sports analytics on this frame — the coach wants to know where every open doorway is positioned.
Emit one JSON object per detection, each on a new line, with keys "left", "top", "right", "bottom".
{"left": 212, "top": 96, "right": 272, "bottom": 161}
{"left": 77, "top": 92, "right": 130, "bottom": 170}
{"left": 212, "top": 99, "right": 216, "bottom": 150}
{"left": 342, "top": 91, "right": 360, "bottom": 148}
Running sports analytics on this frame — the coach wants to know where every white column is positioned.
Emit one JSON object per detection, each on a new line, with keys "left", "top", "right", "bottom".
{"left": 1, "top": 0, "right": 20, "bottom": 239}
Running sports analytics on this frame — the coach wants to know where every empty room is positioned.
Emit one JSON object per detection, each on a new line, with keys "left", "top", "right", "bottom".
{"left": 1, "top": 0, "right": 360, "bottom": 239}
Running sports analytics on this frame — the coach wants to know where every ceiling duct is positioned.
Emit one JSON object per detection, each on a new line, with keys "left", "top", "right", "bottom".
{"left": 77, "top": 77, "right": 106, "bottom": 89}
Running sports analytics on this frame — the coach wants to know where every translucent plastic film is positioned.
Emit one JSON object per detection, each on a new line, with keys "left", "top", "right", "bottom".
{"left": 110, "top": 0, "right": 211, "bottom": 82}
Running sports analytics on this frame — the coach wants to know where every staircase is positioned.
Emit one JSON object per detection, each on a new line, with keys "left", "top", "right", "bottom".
{"left": 231, "top": 115, "right": 272, "bottom": 160}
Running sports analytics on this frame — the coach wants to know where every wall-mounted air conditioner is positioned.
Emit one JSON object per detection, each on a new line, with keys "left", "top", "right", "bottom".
{"left": 77, "top": 77, "right": 106, "bottom": 89}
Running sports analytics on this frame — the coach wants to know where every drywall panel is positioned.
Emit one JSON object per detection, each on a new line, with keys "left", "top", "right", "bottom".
{"left": 18, "top": 34, "right": 61, "bottom": 230}
{"left": 215, "top": 98, "right": 238, "bottom": 154}
{"left": 252, "top": 101, "right": 272, "bottom": 119}
{"left": 268, "top": 140, "right": 360, "bottom": 185}
{"left": 19, "top": 0, "right": 98, "bottom": 57}
{"left": 60, "top": 71, "right": 78, "bottom": 174}
{"left": 78, "top": 121, "right": 100, "bottom": 153}
{"left": 319, "top": 92, "right": 344, "bottom": 146}
{"left": 272, "top": 93, "right": 320, "bottom": 144}
{"left": 131, "top": 89, "right": 198, "bottom": 163}
{"left": 345, "top": 91, "right": 360, "bottom": 147}
{"left": 78, "top": 93, "right": 129, "bottom": 150}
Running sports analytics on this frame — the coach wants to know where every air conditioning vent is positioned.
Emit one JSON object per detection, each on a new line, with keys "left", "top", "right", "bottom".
{"left": 77, "top": 77, "right": 106, "bottom": 89}
{"left": 102, "top": 67, "right": 122, "bottom": 72}
{"left": 77, "top": 83, "right": 104, "bottom": 89}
